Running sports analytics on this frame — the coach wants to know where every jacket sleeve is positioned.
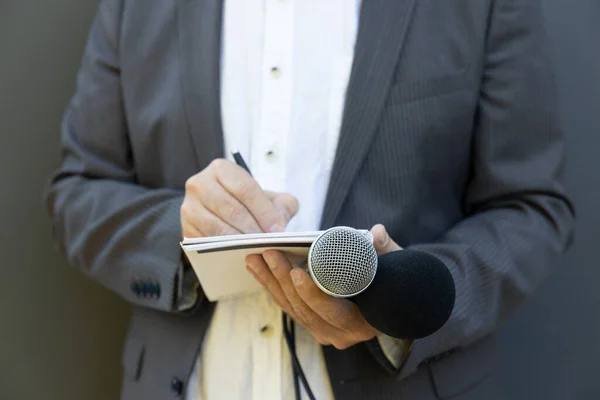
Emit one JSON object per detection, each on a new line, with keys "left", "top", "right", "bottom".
{"left": 43, "top": 0, "right": 201, "bottom": 314}
{"left": 384, "top": 0, "right": 575, "bottom": 378}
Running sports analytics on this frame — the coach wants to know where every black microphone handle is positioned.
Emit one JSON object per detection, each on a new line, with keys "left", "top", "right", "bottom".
{"left": 352, "top": 249, "right": 456, "bottom": 340}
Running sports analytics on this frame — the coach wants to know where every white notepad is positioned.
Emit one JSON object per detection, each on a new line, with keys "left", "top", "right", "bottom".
{"left": 180, "top": 231, "right": 322, "bottom": 301}
{"left": 180, "top": 230, "right": 369, "bottom": 301}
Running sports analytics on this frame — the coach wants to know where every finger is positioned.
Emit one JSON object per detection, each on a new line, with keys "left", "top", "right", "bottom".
{"left": 247, "top": 263, "right": 296, "bottom": 319}
{"left": 193, "top": 177, "right": 263, "bottom": 234}
{"left": 211, "top": 159, "right": 288, "bottom": 232}
{"left": 245, "top": 265, "right": 300, "bottom": 319}
{"left": 181, "top": 201, "right": 241, "bottom": 237}
{"left": 280, "top": 310, "right": 330, "bottom": 345}
{"left": 246, "top": 254, "right": 296, "bottom": 316}
{"left": 180, "top": 204, "right": 203, "bottom": 239}
{"left": 262, "top": 251, "right": 316, "bottom": 323}
{"left": 370, "top": 224, "right": 402, "bottom": 255}
{"left": 181, "top": 221, "right": 203, "bottom": 239}
{"left": 291, "top": 268, "right": 377, "bottom": 341}
{"left": 261, "top": 251, "right": 346, "bottom": 338}
{"left": 263, "top": 250, "right": 341, "bottom": 346}
{"left": 265, "top": 191, "right": 300, "bottom": 221}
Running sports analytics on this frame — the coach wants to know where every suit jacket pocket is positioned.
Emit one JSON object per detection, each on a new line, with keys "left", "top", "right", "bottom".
{"left": 426, "top": 336, "right": 495, "bottom": 399}
{"left": 122, "top": 334, "right": 145, "bottom": 382}
{"left": 386, "top": 68, "right": 470, "bottom": 106}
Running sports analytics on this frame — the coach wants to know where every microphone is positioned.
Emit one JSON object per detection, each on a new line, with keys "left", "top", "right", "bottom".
{"left": 307, "top": 227, "right": 455, "bottom": 340}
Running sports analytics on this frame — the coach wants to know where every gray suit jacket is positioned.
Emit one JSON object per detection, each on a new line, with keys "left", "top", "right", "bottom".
{"left": 44, "top": 0, "right": 575, "bottom": 399}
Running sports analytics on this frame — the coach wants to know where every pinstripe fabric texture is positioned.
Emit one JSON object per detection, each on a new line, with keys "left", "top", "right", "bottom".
{"left": 44, "top": 0, "right": 574, "bottom": 399}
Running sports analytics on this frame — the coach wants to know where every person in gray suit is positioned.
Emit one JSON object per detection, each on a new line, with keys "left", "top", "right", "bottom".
{"left": 44, "top": 0, "right": 575, "bottom": 399}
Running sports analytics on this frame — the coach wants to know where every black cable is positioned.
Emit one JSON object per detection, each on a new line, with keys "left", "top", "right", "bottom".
{"left": 282, "top": 312, "right": 316, "bottom": 400}
{"left": 289, "top": 316, "right": 300, "bottom": 400}
{"left": 282, "top": 313, "right": 301, "bottom": 400}
{"left": 283, "top": 312, "right": 300, "bottom": 400}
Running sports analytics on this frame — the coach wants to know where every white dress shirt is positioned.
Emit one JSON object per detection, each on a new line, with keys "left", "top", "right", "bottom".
{"left": 185, "top": 1, "right": 405, "bottom": 399}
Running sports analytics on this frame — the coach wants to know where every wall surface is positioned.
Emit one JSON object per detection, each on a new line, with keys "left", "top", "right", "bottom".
{"left": 0, "top": 0, "right": 598, "bottom": 399}
{"left": 0, "top": 1, "right": 131, "bottom": 399}
{"left": 496, "top": 0, "right": 600, "bottom": 399}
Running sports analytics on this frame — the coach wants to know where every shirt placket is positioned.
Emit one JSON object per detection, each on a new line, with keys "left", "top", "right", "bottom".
{"left": 251, "top": 0, "right": 293, "bottom": 193}
{"left": 251, "top": 1, "right": 294, "bottom": 400}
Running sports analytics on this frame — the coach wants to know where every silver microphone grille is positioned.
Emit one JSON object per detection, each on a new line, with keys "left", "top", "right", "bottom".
{"left": 308, "top": 227, "right": 378, "bottom": 298}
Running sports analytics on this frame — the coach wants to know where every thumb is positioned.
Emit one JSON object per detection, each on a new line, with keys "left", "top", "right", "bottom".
{"left": 370, "top": 224, "right": 402, "bottom": 255}
{"left": 265, "top": 191, "right": 299, "bottom": 223}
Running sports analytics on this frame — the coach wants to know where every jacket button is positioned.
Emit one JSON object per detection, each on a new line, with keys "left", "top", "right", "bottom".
{"left": 130, "top": 281, "right": 141, "bottom": 296}
{"left": 143, "top": 281, "right": 153, "bottom": 297}
{"left": 171, "top": 377, "right": 183, "bottom": 396}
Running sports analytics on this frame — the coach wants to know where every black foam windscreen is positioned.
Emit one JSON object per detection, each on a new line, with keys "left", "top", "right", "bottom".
{"left": 354, "top": 249, "right": 456, "bottom": 340}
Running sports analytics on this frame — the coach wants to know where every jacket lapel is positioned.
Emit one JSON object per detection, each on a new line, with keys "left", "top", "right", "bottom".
{"left": 320, "top": 0, "right": 417, "bottom": 229}
{"left": 177, "top": 0, "right": 225, "bottom": 166}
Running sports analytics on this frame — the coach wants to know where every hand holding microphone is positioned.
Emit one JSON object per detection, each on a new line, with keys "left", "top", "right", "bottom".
{"left": 246, "top": 225, "right": 401, "bottom": 349}
{"left": 308, "top": 225, "right": 455, "bottom": 340}
{"left": 247, "top": 224, "right": 456, "bottom": 346}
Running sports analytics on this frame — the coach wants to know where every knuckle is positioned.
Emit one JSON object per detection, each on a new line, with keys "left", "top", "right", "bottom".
{"left": 332, "top": 339, "right": 352, "bottom": 350}
{"left": 273, "top": 268, "right": 288, "bottom": 284}
{"left": 327, "top": 307, "right": 346, "bottom": 325}
{"left": 284, "top": 195, "right": 299, "bottom": 217}
{"left": 339, "top": 316, "right": 356, "bottom": 332}
{"left": 180, "top": 202, "right": 197, "bottom": 227}
{"left": 226, "top": 202, "right": 245, "bottom": 222}
{"left": 359, "top": 330, "right": 375, "bottom": 342}
{"left": 180, "top": 201, "right": 190, "bottom": 218}
{"left": 202, "top": 219, "right": 215, "bottom": 236}
{"left": 209, "top": 158, "right": 227, "bottom": 170}
{"left": 206, "top": 219, "right": 223, "bottom": 237}
{"left": 316, "top": 337, "right": 331, "bottom": 346}
{"left": 276, "top": 275, "right": 288, "bottom": 286}
{"left": 294, "top": 306, "right": 313, "bottom": 326}
{"left": 215, "top": 224, "right": 234, "bottom": 237}
{"left": 184, "top": 177, "right": 196, "bottom": 193}
{"left": 252, "top": 266, "right": 268, "bottom": 282}
{"left": 214, "top": 227, "right": 226, "bottom": 237}
{"left": 185, "top": 175, "right": 206, "bottom": 198}
{"left": 326, "top": 304, "right": 353, "bottom": 329}
{"left": 234, "top": 181, "right": 254, "bottom": 200}
{"left": 253, "top": 266, "right": 267, "bottom": 280}
{"left": 267, "top": 284, "right": 282, "bottom": 298}
{"left": 252, "top": 268, "right": 266, "bottom": 283}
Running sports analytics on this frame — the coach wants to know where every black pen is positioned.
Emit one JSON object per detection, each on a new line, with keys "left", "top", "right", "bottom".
{"left": 232, "top": 151, "right": 252, "bottom": 176}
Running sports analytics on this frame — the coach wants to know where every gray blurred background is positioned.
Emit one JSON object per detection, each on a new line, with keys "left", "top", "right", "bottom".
{"left": 0, "top": 0, "right": 598, "bottom": 399}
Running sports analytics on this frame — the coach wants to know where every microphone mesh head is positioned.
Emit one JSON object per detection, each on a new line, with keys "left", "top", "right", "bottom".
{"left": 308, "top": 227, "right": 378, "bottom": 297}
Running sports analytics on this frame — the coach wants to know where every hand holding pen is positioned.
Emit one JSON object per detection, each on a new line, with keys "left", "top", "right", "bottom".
{"left": 180, "top": 153, "right": 298, "bottom": 238}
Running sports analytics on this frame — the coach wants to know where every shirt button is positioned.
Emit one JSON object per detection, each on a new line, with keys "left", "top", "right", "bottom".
{"left": 270, "top": 67, "right": 281, "bottom": 78}
{"left": 265, "top": 150, "right": 276, "bottom": 162}
{"left": 260, "top": 325, "right": 274, "bottom": 337}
